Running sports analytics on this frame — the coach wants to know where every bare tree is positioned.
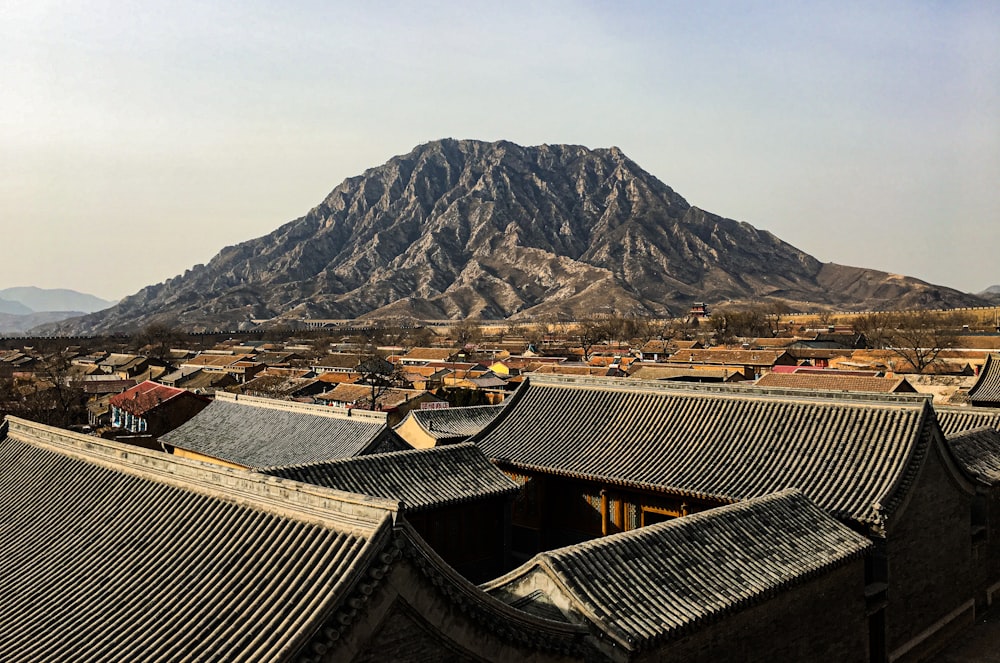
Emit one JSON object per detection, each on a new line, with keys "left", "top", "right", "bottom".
{"left": 576, "top": 317, "right": 610, "bottom": 361}
{"left": 452, "top": 319, "right": 483, "bottom": 348}
{"left": 852, "top": 311, "right": 894, "bottom": 349}
{"left": 886, "top": 310, "right": 960, "bottom": 373}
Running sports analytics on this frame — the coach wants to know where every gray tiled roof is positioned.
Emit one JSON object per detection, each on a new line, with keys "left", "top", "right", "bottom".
{"left": 0, "top": 416, "right": 398, "bottom": 662}
{"left": 160, "top": 392, "right": 401, "bottom": 469}
{"left": 946, "top": 426, "right": 1000, "bottom": 485}
{"left": 935, "top": 405, "right": 1000, "bottom": 437}
{"left": 473, "top": 375, "right": 937, "bottom": 526}
{"left": 486, "top": 489, "right": 870, "bottom": 652}
{"left": 397, "top": 404, "right": 505, "bottom": 441}
{"left": 969, "top": 354, "right": 1000, "bottom": 405}
{"left": 265, "top": 443, "right": 518, "bottom": 512}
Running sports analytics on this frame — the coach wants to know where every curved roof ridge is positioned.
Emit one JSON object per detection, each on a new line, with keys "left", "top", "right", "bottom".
{"left": 946, "top": 425, "right": 1000, "bottom": 485}
{"left": 214, "top": 390, "right": 388, "bottom": 423}
{"left": 487, "top": 490, "right": 870, "bottom": 652}
{"left": 5, "top": 416, "right": 400, "bottom": 530}
{"left": 526, "top": 373, "right": 932, "bottom": 407}
{"left": 261, "top": 443, "right": 518, "bottom": 513}
{"left": 474, "top": 378, "right": 933, "bottom": 526}
{"left": 969, "top": 353, "right": 1000, "bottom": 403}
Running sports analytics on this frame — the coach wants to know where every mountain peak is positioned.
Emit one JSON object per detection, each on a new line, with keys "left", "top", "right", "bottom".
{"left": 43, "top": 140, "right": 984, "bottom": 334}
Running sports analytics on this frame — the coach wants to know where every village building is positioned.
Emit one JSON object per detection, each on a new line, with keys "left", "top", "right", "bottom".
{"left": 0, "top": 416, "right": 594, "bottom": 662}
{"left": 637, "top": 339, "right": 701, "bottom": 362}
{"left": 97, "top": 352, "right": 150, "bottom": 378}
{"left": 179, "top": 353, "right": 261, "bottom": 383}
{"left": 310, "top": 352, "right": 365, "bottom": 374}
{"left": 628, "top": 364, "right": 746, "bottom": 383}
{"left": 486, "top": 489, "right": 872, "bottom": 663}
{"left": 313, "top": 384, "right": 444, "bottom": 426}
{"left": 264, "top": 443, "right": 518, "bottom": 581}
{"left": 398, "top": 347, "right": 459, "bottom": 366}
{"left": 394, "top": 404, "right": 505, "bottom": 449}
{"left": 754, "top": 371, "right": 917, "bottom": 394}
{"left": 160, "top": 391, "right": 408, "bottom": 470}
{"left": 107, "top": 380, "right": 210, "bottom": 444}
{"left": 658, "top": 348, "right": 796, "bottom": 378}
{"left": 237, "top": 371, "right": 328, "bottom": 400}
{"left": 470, "top": 374, "right": 982, "bottom": 662}
{"left": 158, "top": 366, "right": 238, "bottom": 394}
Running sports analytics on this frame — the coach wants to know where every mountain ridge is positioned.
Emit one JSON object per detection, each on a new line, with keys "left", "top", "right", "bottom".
{"left": 40, "top": 139, "right": 985, "bottom": 333}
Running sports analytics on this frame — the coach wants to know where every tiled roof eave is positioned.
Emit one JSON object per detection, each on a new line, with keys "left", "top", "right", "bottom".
{"left": 403, "top": 485, "right": 520, "bottom": 514}
{"left": 490, "top": 458, "right": 884, "bottom": 529}
{"left": 489, "top": 458, "right": 738, "bottom": 506}
{"left": 520, "top": 500, "right": 872, "bottom": 653}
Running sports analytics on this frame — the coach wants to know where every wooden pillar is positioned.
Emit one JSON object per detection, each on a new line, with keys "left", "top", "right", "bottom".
{"left": 600, "top": 489, "right": 609, "bottom": 537}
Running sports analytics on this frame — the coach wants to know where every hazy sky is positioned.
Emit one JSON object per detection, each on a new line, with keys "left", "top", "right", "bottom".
{"left": 2, "top": 1, "right": 997, "bottom": 301}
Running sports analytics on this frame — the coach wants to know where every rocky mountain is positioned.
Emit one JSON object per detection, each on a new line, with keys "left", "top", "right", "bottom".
{"left": 43, "top": 139, "right": 985, "bottom": 334}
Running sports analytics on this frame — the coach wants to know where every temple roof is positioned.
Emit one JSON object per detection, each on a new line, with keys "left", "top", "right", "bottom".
{"left": 264, "top": 443, "right": 518, "bottom": 512}
{"left": 395, "top": 404, "right": 505, "bottom": 442}
{"left": 472, "top": 375, "right": 941, "bottom": 526}
{"left": 0, "top": 416, "right": 398, "bottom": 662}
{"left": 934, "top": 405, "right": 1000, "bottom": 437}
{"left": 969, "top": 354, "right": 1000, "bottom": 406}
{"left": 486, "top": 489, "right": 871, "bottom": 653}
{"left": 946, "top": 426, "right": 1000, "bottom": 485}
{"left": 754, "top": 371, "right": 915, "bottom": 393}
{"left": 160, "top": 392, "right": 401, "bottom": 469}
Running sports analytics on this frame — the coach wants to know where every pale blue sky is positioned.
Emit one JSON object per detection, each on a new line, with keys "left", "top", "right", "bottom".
{"left": 2, "top": 1, "right": 997, "bottom": 301}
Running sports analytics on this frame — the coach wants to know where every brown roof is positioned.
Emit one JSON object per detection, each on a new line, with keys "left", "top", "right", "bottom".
{"left": 755, "top": 372, "right": 916, "bottom": 394}
{"left": 402, "top": 347, "right": 456, "bottom": 361}
{"left": 668, "top": 348, "right": 792, "bottom": 366}
{"left": 108, "top": 381, "right": 201, "bottom": 416}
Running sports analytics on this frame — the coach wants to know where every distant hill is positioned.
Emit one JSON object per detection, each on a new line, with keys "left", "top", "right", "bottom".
{"left": 0, "top": 287, "right": 114, "bottom": 314}
{"left": 0, "top": 311, "right": 89, "bottom": 335}
{"left": 978, "top": 286, "right": 1000, "bottom": 305}
{"left": 0, "top": 298, "right": 33, "bottom": 316}
{"left": 38, "top": 139, "right": 986, "bottom": 334}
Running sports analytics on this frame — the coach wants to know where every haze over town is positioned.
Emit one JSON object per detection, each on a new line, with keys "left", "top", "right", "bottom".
{"left": 2, "top": 1, "right": 998, "bottom": 301}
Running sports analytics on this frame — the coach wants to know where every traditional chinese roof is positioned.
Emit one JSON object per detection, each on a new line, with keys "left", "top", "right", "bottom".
{"left": 667, "top": 348, "right": 792, "bottom": 366}
{"left": 311, "top": 352, "right": 364, "bottom": 370}
{"left": 395, "top": 404, "right": 505, "bottom": 443}
{"left": 82, "top": 378, "right": 136, "bottom": 395}
{"left": 0, "top": 416, "right": 399, "bottom": 662}
{"left": 629, "top": 366, "right": 744, "bottom": 382}
{"left": 264, "top": 443, "right": 518, "bottom": 512}
{"left": 755, "top": 372, "right": 915, "bottom": 394}
{"left": 401, "top": 347, "right": 457, "bottom": 362}
{"left": 181, "top": 353, "right": 253, "bottom": 369}
{"left": 98, "top": 352, "right": 143, "bottom": 368}
{"left": 160, "top": 392, "right": 401, "bottom": 469}
{"left": 969, "top": 354, "right": 1000, "bottom": 406}
{"left": 485, "top": 489, "right": 870, "bottom": 654}
{"left": 946, "top": 427, "right": 1000, "bottom": 485}
{"left": 314, "top": 384, "right": 436, "bottom": 410}
{"left": 108, "top": 380, "right": 199, "bottom": 416}
{"left": 934, "top": 406, "right": 1000, "bottom": 437}
{"left": 472, "top": 374, "right": 942, "bottom": 527}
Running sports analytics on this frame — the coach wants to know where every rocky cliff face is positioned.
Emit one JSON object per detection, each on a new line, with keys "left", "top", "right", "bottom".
{"left": 46, "top": 139, "right": 984, "bottom": 333}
